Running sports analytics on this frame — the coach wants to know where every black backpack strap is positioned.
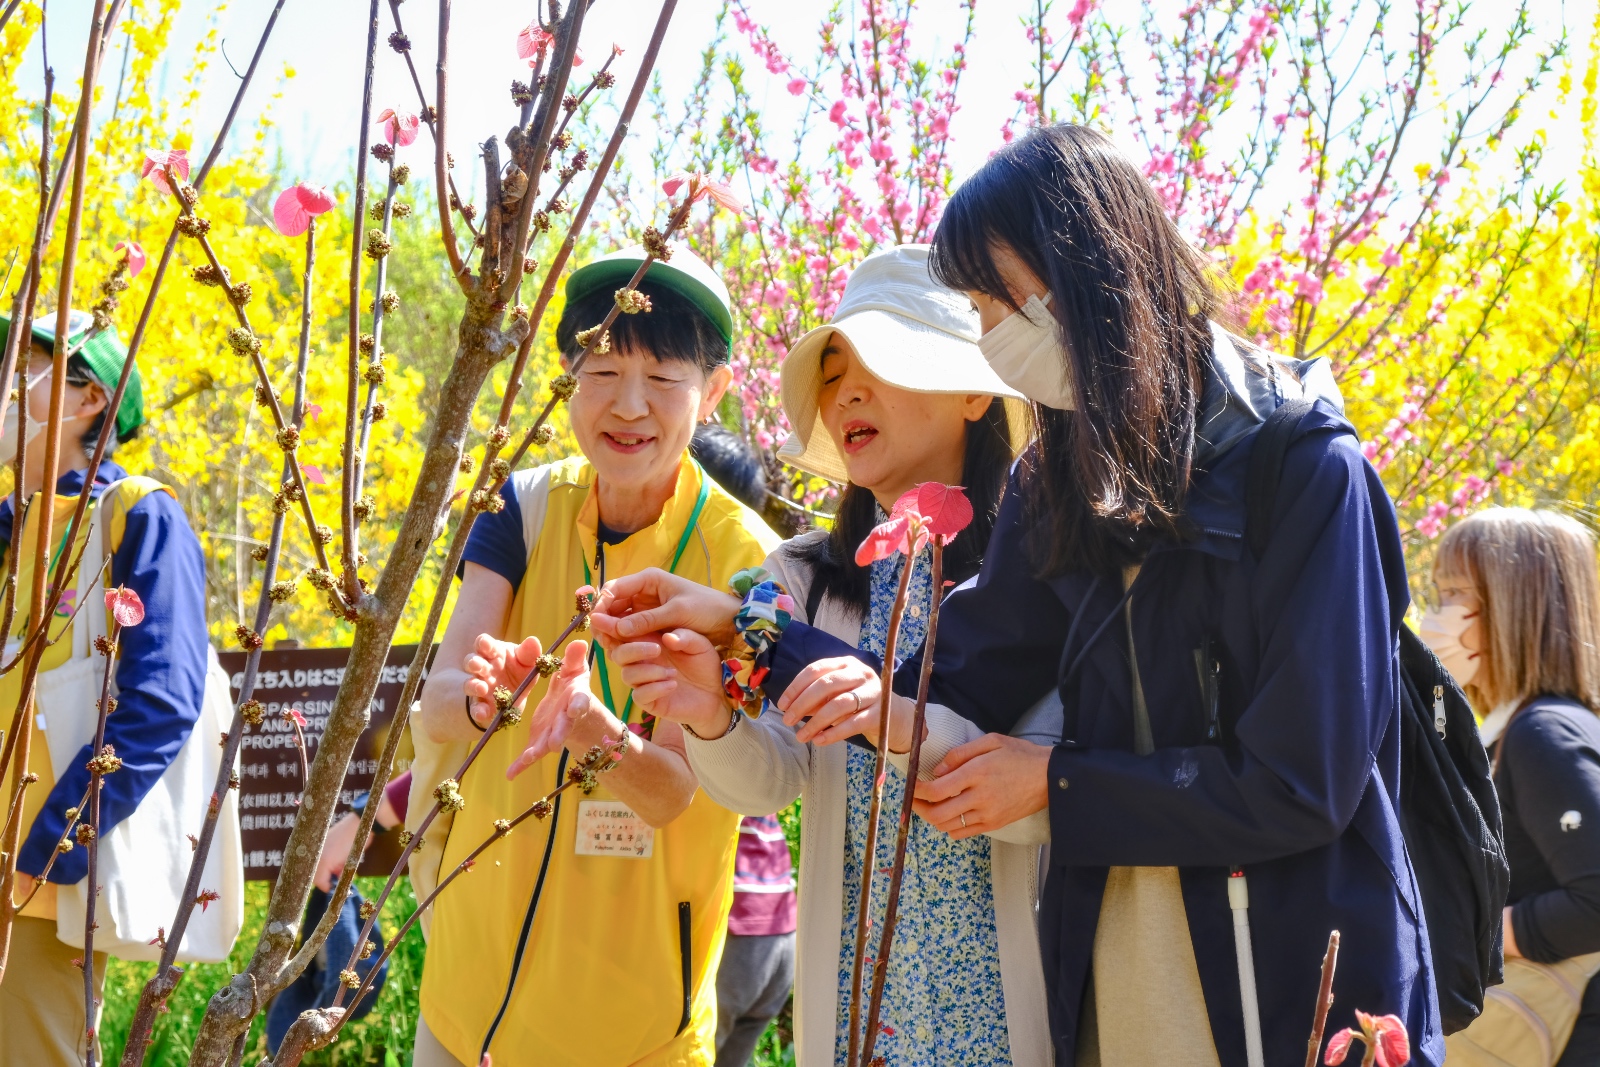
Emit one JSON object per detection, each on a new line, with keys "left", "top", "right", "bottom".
{"left": 804, "top": 574, "right": 827, "bottom": 625}
{"left": 1243, "top": 398, "right": 1316, "bottom": 559}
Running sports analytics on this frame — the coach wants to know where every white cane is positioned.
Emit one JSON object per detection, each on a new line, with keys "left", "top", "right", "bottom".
{"left": 1230, "top": 867, "right": 1266, "bottom": 1067}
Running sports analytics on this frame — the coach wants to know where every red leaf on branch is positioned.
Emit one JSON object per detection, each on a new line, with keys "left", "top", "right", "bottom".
{"left": 893, "top": 482, "right": 974, "bottom": 541}
{"left": 661, "top": 172, "right": 745, "bottom": 214}
{"left": 195, "top": 889, "right": 220, "bottom": 913}
{"left": 284, "top": 708, "right": 308, "bottom": 729}
{"left": 114, "top": 241, "right": 146, "bottom": 278}
{"left": 140, "top": 148, "right": 190, "bottom": 193}
{"left": 853, "top": 513, "right": 929, "bottom": 566}
{"left": 303, "top": 402, "right": 323, "bottom": 422}
{"left": 376, "top": 108, "right": 421, "bottom": 147}
{"left": 1323, "top": 1028, "right": 1353, "bottom": 1065}
{"left": 104, "top": 587, "right": 146, "bottom": 627}
{"left": 1368, "top": 1013, "right": 1410, "bottom": 1067}
{"left": 516, "top": 23, "right": 552, "bottom": 60}
{"left": 301, "top": 463, "right": 327, "bottom": 485}
{"left": 272, "top": 183, "right": 335, "bottom": 237}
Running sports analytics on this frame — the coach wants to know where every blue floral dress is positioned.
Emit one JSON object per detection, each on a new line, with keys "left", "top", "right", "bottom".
{"left": 834, "top": 544, "right": 1012, "bottom": 1066}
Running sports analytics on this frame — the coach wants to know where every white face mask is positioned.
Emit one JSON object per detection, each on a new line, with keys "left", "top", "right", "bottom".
{"left": 0, "top": 368, "right": 52, "bottom": 466}
{"left": 1419, "top": 604, "right": 1482, "bottom": 687}
{"left": 976, "top": 293, "right": 1076, "bottom": 410}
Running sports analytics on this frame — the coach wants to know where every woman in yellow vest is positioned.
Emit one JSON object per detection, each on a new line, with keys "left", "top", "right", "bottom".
{"left": 410, "top": 246, "right": 779, "bottom": 1067}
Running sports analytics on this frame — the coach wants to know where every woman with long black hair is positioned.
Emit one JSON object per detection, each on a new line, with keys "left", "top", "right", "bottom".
{"left": 593, "top": 124, "right": 1436, "bottom": 1066}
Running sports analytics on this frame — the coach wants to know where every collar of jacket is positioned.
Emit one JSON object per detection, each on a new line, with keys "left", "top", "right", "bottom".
{"left": 0, "top": 459, "right": 129, "bottom": 550}
{"left": 572, "top": 453, "right": 706, "bottom": 562}
{"left": 1167, "top": 324, "right": 1348, "bottom": 563}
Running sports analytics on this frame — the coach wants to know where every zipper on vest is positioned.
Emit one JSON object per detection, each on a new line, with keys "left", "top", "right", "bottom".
{"left": 676, "top": 901, "right": 692, "bottom": 1036}
{"left": 479, "top": 749, "right": 570, "bottom": 1061}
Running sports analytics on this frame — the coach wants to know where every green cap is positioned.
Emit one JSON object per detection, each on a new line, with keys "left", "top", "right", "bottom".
{"left": 565, "top": 243, "right": 734, "bottom": 356}
{"left": 0, "top": 309, "right": 144, "bottom": 439}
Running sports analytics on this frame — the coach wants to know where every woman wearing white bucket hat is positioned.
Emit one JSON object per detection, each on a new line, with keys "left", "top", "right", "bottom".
{"left": 597, "top": 245, "right": 1055, "bottom": 1067}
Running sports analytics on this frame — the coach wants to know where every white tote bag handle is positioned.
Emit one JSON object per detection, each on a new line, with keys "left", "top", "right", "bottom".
{"left": 46, "top": 481, "right": 244, "bottom": 962}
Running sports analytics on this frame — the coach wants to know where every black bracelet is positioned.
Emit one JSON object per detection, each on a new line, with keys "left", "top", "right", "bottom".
{"left": 464, "top": 695, "right": 487, "bottom": 733}
{"left": 683, "top": 707, "right": 740, "bottom": 742}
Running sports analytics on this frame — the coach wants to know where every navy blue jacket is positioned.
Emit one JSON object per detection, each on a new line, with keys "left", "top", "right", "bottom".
{"left": 769, "top": 393, "right": 1442, "bottom": 1063}
{"left": 6, "top": 462, "right": 210, "bottom": 884}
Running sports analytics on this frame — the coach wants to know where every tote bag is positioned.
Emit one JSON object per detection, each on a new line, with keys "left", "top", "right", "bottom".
{"left": 40, "top": 480, "right": 244, "bottom": 963}
{"left": 1445, "top": 953, "right": 1600, "bottom": 1067}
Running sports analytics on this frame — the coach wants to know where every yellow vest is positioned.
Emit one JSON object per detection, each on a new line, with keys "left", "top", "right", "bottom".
{"left": 419, "top": 454, "right": 779, "bottom": 1067}
{"left": 0, "top": 476, "right": 175, "bottom": 922}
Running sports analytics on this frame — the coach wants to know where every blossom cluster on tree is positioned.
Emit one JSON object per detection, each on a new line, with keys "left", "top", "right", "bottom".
{"left": 621, "top": 0, "right": 1600, "bottom": 572}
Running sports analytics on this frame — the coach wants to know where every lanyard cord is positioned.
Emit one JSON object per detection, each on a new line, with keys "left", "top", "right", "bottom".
{"left": 580, "top": 468, "right": 711, "bottom": 724}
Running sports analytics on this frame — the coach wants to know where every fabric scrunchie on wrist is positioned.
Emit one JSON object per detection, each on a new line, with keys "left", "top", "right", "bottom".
{"left": 720, "top": 567, "right": 794, "bottom": 715}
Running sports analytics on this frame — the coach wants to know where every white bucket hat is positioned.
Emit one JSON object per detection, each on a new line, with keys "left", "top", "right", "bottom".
{"left": 776, "top": 244, "right": 1030, "bottom": 483}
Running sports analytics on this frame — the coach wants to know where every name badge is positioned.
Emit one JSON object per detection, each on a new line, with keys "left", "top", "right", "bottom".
{"left": 574, "top": 800, "right": 654, "bottom": 858}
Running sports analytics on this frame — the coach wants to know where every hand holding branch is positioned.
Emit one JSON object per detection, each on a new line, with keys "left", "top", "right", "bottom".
{"left": 591, "top": 567, "right": 743, "bottom": 647}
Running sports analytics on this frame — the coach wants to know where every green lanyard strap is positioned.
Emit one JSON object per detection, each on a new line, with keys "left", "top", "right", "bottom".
{"left": 580, "top": 468, "right": 711, "bottom": 724}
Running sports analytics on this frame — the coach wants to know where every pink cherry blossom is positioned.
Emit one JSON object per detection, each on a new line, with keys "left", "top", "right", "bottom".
{"left": 272, "top": 183, "right": 336, "bottom": 237}
{"left": 787, "top": 78, "right": 808, "bottom": 96}
{"left": 376, "top": 109, "right": 421, "bottom": 147}
{"left": 114, "top": 241, "right": 146, "bottom": 279}
{"left": 140, "top": 148, "right": 190, "bottom": 194}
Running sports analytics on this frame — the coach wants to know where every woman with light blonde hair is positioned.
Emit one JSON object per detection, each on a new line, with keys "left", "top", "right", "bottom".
{"left": 1425, "top": 506, "right": 1600, "bottom": 1065}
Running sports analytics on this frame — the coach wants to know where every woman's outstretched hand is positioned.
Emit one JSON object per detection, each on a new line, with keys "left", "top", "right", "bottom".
{"left": 591, "top": 567, "right": 744, "bottom": 647}
{"left": 608, "top": 628, "right": 734, "bottom": 739}
{"left": 912, "top": 733, "right": 1051, "bottom": 839}
{"left": 463, "top": 632, "right": 543, "bottom": 729}
{"left": 507, "top": 639, "right": 617, "bottom": 779}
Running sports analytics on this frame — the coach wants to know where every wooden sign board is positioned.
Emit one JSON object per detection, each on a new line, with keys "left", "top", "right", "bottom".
{"left": 218, "top": 645, "right": 430, "bottom": 882}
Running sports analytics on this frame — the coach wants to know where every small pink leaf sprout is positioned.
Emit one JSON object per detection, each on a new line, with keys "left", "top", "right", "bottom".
{"left": 140, "top": 148, "right": 190, "bottom": 193}
{"left": 114, "top": 241, "right": 146, "bottom": 279}
{"left": 104, "top": 586, "right": 146, "bottom": 628}
{"left": 284, "top": 707, "right": 308, "bottom": 730}
{"left": 661, "top": 172, "right": 745, "bottom": 213}
{"left": 516, "top": 22, "right": 553, "bottom": 62}
{"left": 855, "top": 482, "right": 973, "bottom": 566}
{"left": 195, "top": 888, "right": 221, "bottom": 913}
{"left": 376, "top": 108, "right": 421, "bottom": 147}
{"left": 1325, "top": 1010, "right": 1410, "bottom": 1067}
{"left": 301, "top": 463, "right": 328, "bottom": 485}
{"left": 273, "top": 182, "right": 336, "bottom": 237}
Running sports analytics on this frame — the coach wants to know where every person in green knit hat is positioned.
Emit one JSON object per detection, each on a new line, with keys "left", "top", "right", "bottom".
{"left": 0, "top": 310, "right": 241, "bottom": 1067}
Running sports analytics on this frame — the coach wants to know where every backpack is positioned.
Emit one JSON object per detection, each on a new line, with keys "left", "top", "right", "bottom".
{"left": 1245, "top": 398, "right": 1510, "bottom": 1035}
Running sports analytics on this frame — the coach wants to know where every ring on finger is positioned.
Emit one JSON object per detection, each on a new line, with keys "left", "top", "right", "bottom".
{"left": 959, "top": 812, "right": 967, "bottom": 829}
{"left": 852, "top": 690, "right": 864, "bottom": 713}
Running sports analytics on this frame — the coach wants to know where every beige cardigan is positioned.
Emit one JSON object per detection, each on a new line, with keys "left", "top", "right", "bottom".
{"left": 683, "top": 533, "right": 1056, "bottom": 1067}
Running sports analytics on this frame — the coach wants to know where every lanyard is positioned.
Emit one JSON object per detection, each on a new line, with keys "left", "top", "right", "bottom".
{"left": 580, "top": 468, "right": 710, "bottom": 724}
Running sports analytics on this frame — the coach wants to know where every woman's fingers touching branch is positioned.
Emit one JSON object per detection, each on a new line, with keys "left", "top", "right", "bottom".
{"left": 592, "top": 567, "right": 744, "bottom": 645}
{"left": 463, "top": 632, "right": 542, "bottom": 727}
